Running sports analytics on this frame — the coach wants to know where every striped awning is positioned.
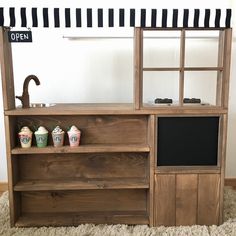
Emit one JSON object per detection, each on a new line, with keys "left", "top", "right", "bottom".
{"left": 0, "top": 8, "right": 232, "bottom": 28}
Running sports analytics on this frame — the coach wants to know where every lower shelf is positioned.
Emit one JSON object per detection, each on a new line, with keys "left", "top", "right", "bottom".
{"left": 15, "top": 211, "right": 149, "bottom": 226}
{"left": 14, "top": 178, "right": 149, "bottom": 191}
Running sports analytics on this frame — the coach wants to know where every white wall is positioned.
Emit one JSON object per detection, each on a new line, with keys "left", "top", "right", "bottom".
{"left": 0, "top": 0, "right": 235, "bottom": 181}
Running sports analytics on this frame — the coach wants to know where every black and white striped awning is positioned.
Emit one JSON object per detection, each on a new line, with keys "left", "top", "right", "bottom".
{"left": 0, "top": 8, "right": 232, "bottom": 28}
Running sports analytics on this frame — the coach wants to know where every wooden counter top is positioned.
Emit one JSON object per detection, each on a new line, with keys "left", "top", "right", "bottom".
{"left": 4, "top": 103, "right": 227, "bottom": 115}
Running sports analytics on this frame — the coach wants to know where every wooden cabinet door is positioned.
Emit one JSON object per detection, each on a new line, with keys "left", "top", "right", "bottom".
{"left": 154, "top": 174, "right": 175, "bottom": 226}
{"left": 176, "top": 174, "right": 198, "bottom": 226}
{"left": 197, "top": 174, "right": 220, "bottom": 225}
{"left": 154, "top": 173, "right": 220, "bottom": 226}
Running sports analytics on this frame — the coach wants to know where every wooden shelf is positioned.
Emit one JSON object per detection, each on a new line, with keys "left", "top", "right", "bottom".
{"left": 15, "top": 211, "right": 149, "bottom": 226}
{"left": 14, "top": 178, "right": 149, "bottom": 191}
{"left": 11, "top": 144, "right": 150, "bottom": 154}
{"left": 4, "top": 103, "right": 228, "bottom": 116}
{"left": 6, "top": 103, "right": 136, "bottom": 115}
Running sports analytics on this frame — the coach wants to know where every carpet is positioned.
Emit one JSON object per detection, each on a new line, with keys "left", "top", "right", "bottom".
{"left": 1, "top": 188, "right": 236, "bottom": 236}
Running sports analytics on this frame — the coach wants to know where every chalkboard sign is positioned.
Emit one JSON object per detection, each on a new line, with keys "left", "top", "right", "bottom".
{"left": 8, "top": 31, "right": 32, "bottom": 43}
{"left": 157, "top": 116, "right": 219, "bottom": 166}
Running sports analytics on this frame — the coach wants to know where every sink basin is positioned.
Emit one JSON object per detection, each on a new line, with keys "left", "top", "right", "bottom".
{"left": 30, "top": 103, "right": 56, "bottom": 108}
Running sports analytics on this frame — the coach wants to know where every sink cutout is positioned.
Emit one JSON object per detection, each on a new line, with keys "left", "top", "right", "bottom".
{"left": 30, "top": 103, "right": 56, "bottom": 108}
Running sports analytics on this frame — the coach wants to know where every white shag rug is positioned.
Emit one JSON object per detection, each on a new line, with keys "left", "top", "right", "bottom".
{"left": 1, "top": 188, "right": 236, "bottom": 236}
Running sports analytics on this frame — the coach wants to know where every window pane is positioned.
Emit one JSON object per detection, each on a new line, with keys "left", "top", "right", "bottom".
{"left": 143, "top": 30, "right": 180, "bottom": 68}
{"left": 143, "top": 71, "right": 179, "bottom": 105}
{"left": 185, "top": 31, "right": 220, "bottom": 67}
{"left": 184, "top": 71, "right": 218, "bottom": 106}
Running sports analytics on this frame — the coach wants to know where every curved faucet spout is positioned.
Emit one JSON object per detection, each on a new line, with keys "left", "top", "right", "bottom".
{"left": 16, "top": 75, "right": 41, "bottom": 108}
{"left": 23, "top": 75, "right": 40, "bottom": 94}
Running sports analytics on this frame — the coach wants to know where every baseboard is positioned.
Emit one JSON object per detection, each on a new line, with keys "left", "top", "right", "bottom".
{"left": 0, "top": 182, "right": 8, "bottom": 192}
{"left": 225, "top": 178, "right": 236, "bottom": 187}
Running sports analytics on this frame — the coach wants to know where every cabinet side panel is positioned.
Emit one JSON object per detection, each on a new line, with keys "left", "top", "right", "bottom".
{"left": 176, "top": 174, "right": 198, "bottom": 226}
{"left": 219, "top": 114, "right": 228, "bottom": 223}
{"left": 198, "top": 174, "right": 220, "bottom": 225}
{"left": 154, "top": 174, "right": 175, "bottom": 226}
{"left": 222, "top": 29, "right": 232, "bottom": 109}
{"left": 4, "top": 116, "right": 20, "bottom": 226}
{"left": 0, "top": 27, "right": 15, "bottom": 110}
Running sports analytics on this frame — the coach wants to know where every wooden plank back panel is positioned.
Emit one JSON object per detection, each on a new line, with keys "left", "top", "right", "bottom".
{"left": 21, "top": 189, "right": 147, "bottom": 213}
{"left": 19, "top": 153, "right": 148, "bottom": 180}
{"left": 0, "top": 27, "right": 15, "bottom": 110}
{"left": 198, "top": 174, "right": 220, "bottom": 225}
{"left": 16, "top": 115, "right": 148, "bottom": 145}
{"left": 154, "top": 174, "right": 175, "bottom": 226}
{"left": 176, "top": 174, "right": 198, "bottom": 226}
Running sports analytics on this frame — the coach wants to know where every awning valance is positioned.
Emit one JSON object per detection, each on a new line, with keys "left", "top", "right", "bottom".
{"left": 0, "top": 8, "right": 232, "bottom": 29}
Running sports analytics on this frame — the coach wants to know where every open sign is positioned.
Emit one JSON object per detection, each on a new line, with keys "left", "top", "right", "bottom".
{"left": 8, "top": 31, "right": 32, "bottom": 43}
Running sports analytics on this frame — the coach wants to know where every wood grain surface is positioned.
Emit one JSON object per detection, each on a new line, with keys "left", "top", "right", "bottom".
{"left": 18, "top": 153, "right": 148, "bottom": 180}
{"left": 0, "top": 27, "right": 15, "bottom": 110}
{"left": 21, "top": 189, "right": 147, "bottom": 213}
{"left": 198, "top": 174, "right": 220, "bottom": 225}
{"left": 176, "top": 174, "right": 198, "bottom": 226}
{"left": 16, "top": 211, "right": 149, "bottom": 226}
{"left": 154, "top": 174, "right": 175, "bottom": 226}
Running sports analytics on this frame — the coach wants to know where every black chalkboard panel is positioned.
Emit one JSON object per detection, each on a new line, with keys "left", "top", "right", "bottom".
{"left": 157, "top": 117, "right": 219, "bottom": 166}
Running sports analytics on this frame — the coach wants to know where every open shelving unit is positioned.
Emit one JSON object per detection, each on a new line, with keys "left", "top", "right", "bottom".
{"left": 134, "top": 28, "right": 231, "bottom": 109}
{"left": 0, "top": 25, "right": 232, "bottom": 227}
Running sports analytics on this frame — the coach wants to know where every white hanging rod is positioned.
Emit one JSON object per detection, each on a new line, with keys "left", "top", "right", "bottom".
{"left": 62, "top": 36, "right": 219, "bottom": 40}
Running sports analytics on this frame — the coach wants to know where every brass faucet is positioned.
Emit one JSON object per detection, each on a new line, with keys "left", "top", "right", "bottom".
{"left": 16, "top": 75, "right": 40, "bottom": 108}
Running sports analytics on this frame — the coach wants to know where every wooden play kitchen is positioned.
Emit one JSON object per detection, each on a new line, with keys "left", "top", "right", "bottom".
{"left": 0, "top": 26, "right": 232, "bottom": 227}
